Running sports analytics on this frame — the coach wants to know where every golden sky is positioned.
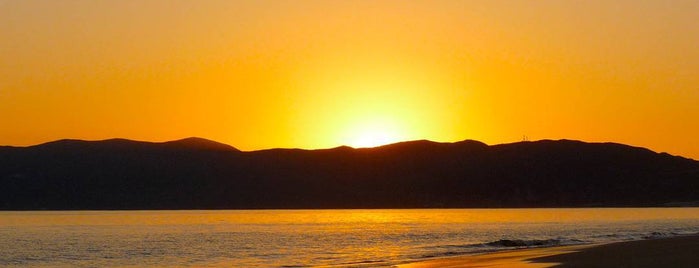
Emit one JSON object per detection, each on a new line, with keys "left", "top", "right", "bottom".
{"left": 1, "top": 0, "right": 698, "bottom": 158}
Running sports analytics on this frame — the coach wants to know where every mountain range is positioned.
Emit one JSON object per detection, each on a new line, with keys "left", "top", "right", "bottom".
{"left": 1, "top": 137, "right": 698, "bottom": 209}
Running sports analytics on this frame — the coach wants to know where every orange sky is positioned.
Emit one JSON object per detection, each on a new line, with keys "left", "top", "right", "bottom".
{"left": 1, "top": 0, "right": 698, "bottom": 158}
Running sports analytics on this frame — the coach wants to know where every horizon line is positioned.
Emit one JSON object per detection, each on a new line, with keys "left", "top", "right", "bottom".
{"left": 0, "top": 136, "right": 673, "bottom": 155}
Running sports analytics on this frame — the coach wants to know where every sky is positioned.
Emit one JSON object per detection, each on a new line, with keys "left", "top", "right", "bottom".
{"left": 1, "top": 0, "right": 698, "bottom": 158}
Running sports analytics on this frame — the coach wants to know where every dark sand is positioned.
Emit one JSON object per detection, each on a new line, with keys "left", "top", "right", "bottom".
{"left": 398, "top": 236, "right": 699, "bottom": 268}
{"left": 531, "top": 235, "right": 699, "bottom": 267}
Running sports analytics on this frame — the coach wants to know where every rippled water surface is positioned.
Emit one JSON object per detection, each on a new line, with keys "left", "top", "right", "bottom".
{"left": 1, "top": 208, "right": 698, "bottom": 267}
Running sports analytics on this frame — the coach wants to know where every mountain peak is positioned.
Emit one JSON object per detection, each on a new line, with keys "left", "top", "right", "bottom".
{"left": 27, "top": 137, "right": 239, "bottom": 152}
{"left": 161, "top": 137, "right": 239, "bottom": 152}
{"left": 365, "top": 139, "right": 489, "bottom": 151}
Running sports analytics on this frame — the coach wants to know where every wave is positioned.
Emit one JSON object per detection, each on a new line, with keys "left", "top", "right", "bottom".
{"left": 642, "top": 231, "right": 699, "bottom": 240}
{"left": 588, "top": 231, "right": 699, "bottom": 242}
{"left": 418, "top": 230, "right": 699, "bottom": 261}
{"left": 414, "top": 237, "right": 585, "bottom": 261}
{"left": 432, "top": 237, "right": 585, "bottom": 251}
{"left": 483, "top": 238, "right": 583, "bottom": 248}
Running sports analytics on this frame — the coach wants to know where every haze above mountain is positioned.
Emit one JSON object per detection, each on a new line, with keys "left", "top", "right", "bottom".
{"left": 1, "top": 138, "right": 698, "bottom": 210}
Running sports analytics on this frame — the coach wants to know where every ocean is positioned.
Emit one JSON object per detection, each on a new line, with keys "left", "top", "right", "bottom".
{"left": 1, "top": 208, "right": 698, "bottom": 267}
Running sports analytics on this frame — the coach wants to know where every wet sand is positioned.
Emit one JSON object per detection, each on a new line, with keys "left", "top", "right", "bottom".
{"left": 398, "top": 235, "right": 699, "bottom": 268}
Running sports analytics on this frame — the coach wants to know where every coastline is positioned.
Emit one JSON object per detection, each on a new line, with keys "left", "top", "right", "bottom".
{"left": 397, "top": 235, "right": 699, "bottom": 268}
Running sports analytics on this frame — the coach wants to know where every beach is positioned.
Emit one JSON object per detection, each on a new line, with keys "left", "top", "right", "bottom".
{"left": 398, "top": 235, "right": 699, "bottom": 268}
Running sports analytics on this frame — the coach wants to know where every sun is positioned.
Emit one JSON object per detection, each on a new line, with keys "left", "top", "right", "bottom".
{"left": 350, "top": 130, "right": 399, "bottom": 148}
{"left": 344, "top": 119, "right": 406, "bottom": 148}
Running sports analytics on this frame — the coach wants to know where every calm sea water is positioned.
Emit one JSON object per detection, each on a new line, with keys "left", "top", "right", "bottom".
{"left": 1, "top": 208, "right": 698, "bottom": 267}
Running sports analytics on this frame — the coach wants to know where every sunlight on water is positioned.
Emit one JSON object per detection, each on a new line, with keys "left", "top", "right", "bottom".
{"left": 1, "top": 208, "right": 698, "bottom": 267}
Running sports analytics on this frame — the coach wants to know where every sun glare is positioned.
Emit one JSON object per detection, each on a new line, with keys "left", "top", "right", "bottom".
{"left": 344, "top": 119, "right": 406, "bottom": 148}
{"left": 350, "top": 130, "right": 398, "bottom": 148}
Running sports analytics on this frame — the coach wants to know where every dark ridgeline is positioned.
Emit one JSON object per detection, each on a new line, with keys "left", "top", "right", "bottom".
{"left": 1, "top": 137, "right": 698, "bottom": 210}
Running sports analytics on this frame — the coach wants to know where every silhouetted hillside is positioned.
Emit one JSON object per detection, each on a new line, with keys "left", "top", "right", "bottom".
{"left": 1, "top": 138, "right": 698, "bottom": 209}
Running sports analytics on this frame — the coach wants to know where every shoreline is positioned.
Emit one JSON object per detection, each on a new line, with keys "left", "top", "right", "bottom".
{"left": 396, "top": 235, "right": 699, "bottom": 267}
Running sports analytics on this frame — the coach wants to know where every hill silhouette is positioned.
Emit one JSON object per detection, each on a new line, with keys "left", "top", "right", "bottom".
{"left": 1, "top": 138, "right": 698, "bottom": 210}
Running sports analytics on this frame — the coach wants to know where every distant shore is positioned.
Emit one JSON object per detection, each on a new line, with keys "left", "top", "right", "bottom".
{"left": 397, "top": 235, "right": 699, "bottom": 267}
{"left": 4, "top": 138, "right": 698, "bottom": 210}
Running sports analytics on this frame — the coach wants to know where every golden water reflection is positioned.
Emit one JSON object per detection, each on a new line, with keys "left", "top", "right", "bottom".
{"left": 1, "top": 208, "right": 699, "bottom": 267}
{"left": 2, "top": 208, "right": 698, "bottom": 227}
